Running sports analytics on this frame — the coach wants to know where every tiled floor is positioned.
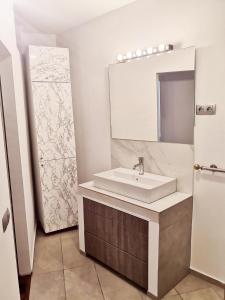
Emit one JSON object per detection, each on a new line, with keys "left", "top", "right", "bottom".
{"left": 30, "top": 228, "right": 224, "bottom": 300}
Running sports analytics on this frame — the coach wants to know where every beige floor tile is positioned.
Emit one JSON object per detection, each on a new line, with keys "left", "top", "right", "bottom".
{"left": 60, "top": 228, "right": 77, "bottom": 240}
{"left": 36, "top": 227, "right": 61, "bottom": 240}
{"left": 64, "top": 264, "right": 104, "bottom": 300}
{"left": 61, "top": 235, "right": 93, "bottom": 269}
{"left": 95, "top": 263, "right": 143, "bottom": 300}
{"left": 140, "top": 291, "right": 153, "bottom": 299}
{"left": 33, "top": 234, "right": 63, "bottom": 274}
{"left": 164, "top": 289, "right": 178, "bottom": 297}
{"left": 181, "top": 287, "right": 221, "bottom": 300}
{"left": 175, "top": 274, "right": 212, "bottom": 294}
{"left": 212, "top": 285, "right": 225, "bottom": 299}
{"left": 29, "top": 271, "right": 65, "bottom": 300}
{"left": 163, "top": 296, "right": 182, "bottom": 300}
{"left": 141, "top": 289, "right": 180, "bottom": 300}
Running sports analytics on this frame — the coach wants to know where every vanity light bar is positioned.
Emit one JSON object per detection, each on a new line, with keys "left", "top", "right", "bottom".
{"left": 117, "top": 44, "right": 174, "bottom": 63}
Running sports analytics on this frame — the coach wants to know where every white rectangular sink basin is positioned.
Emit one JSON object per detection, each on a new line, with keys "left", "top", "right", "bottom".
{"left": 93, "top": 168, "right": 177, "bottom": 204}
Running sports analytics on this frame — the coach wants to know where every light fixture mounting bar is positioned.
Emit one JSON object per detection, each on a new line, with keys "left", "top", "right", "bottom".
{"left": 117, "top": 44, "right": 174, "bottom": 63}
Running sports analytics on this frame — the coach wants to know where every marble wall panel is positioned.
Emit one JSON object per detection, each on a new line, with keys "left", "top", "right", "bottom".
{"left": 111, "top": 139, "right": 194, "bottom": 194}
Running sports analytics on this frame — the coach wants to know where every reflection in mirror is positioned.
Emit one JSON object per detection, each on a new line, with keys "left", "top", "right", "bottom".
{"left": 109, "top": 47, "right": 195, "bottom": 144}
{"left": 157, "top": 71, "right": 195, "bottom": 144}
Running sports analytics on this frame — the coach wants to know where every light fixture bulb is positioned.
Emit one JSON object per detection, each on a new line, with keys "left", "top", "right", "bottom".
{"left": 117, "top": 54, "right": 124, "bottom": 62}
{"left": 158, "top": 44, "right": 166, "bottom": 52}
{"left": 147, "top": 47, "right": 153, "bottom": 55}
{"left": 136, "top": 49, "right": 142, "bottom": 57}
{"left": 126, "top": 51, "right": 133, "bottom": 59}
{"left": 153, "top": 47, "right": 158, "bottom": 54}
{"left": 123, "top": 55, "right": 127, "bottom": 60}
{"left": 142, "top": 50, "right": 147, "bottom": 56}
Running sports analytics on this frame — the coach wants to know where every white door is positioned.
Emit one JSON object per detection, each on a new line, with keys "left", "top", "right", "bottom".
{"left": 0, "top": 87, "right": 20, "bottom": 300}
{"left": 191, "top": 45, "right": 225, "bottom": 283}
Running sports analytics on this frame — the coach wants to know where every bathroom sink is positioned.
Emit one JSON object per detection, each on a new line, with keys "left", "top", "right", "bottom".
{"left": 93, "top": 168, "right": 176, "bottom": 203}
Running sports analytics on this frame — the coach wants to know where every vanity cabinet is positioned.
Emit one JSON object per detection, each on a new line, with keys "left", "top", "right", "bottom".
{"left": 84, "top": 198, "right": 148, "bottom": 288}
{"left": 78, "top": 184, "right": 193, "bottom": 299}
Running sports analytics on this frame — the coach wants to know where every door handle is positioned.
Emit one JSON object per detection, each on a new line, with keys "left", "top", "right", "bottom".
{"left": 2, "top": 208, "right": 10, "bottom": 233}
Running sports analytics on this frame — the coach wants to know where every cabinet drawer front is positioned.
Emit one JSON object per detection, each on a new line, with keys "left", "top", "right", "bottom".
{"left": 84, "top": 208, "right": 118, "bottom": 247}
{"left": 85, "top": 232, "right": 148, "bottom": 289}
{"left": 84, "top": 198, "right": 148, "bottom": 262}
{"left": 84, "top": 198, "right": 117, "bottom": 219}
{"left": 118, "top": 212, "right": 148, "bottom": 262}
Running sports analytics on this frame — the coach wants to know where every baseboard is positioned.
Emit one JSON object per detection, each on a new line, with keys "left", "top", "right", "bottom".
{"left": 190, "top": 268, "right": 225, "bottom": 288}
{"left": 19, "top": 274, "right": 32, "bottom": 300}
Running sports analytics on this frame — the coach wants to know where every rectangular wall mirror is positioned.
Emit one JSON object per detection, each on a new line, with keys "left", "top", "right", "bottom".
{"left": 109, "top": 47, "right": 195, "bottom": 144}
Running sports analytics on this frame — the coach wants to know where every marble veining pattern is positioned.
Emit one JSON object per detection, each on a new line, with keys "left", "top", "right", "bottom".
{"left": 29, "top": 46, "right": 70, "bottom": 82}
{"left": 111, "top": 139, "right": 194, "bottom": 194}
{"left": 32, "top": 82, "right": 76, "bottom": 161}
{"left": 40, "top": 157, "right": 78, "bottom": 233}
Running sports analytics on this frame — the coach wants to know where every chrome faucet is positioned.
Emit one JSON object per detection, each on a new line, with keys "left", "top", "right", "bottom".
{"left": 133, "top": 157, "right": 144, "bottom": 175}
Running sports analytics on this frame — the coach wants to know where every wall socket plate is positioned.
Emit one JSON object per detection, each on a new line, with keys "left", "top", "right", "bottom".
{"left": 196, "top": 104, "right": 216, "bottom": 115}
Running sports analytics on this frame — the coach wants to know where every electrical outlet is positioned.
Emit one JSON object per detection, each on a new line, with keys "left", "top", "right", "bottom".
{"left": 196, "top": 104, "right": 216, "bottom": 115}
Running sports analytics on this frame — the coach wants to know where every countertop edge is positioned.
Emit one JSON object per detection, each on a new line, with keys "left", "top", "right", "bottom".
{"left": 78, "top": 181, "right": 192, "bottom": 213}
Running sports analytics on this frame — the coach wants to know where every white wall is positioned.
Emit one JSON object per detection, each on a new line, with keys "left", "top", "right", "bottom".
{"left": 58, "top": 0, "right": 225, "bottom": 182}
{"left": 15, "top": 13, "right": 57, "bottom": 54}
{"left": 191, "top": 45, "right": 225, "bottom": 283}
{"left": 0, "top": 0, "right": 36, "bottom": 275}
{"left": 58, "top": 0, "right": 225, "bottom": 282}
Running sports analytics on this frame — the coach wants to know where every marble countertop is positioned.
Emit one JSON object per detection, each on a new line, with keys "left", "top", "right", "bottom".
{"left": 79, "top": 181, "right": 192, "bottom": 213}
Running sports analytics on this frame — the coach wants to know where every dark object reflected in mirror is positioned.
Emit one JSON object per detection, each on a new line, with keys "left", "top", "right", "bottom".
{"left": 157, "top": 71, "right": 195, "bottom": 144}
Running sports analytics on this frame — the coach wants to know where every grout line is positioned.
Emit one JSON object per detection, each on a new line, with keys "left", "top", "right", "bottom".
{"left": 178, "top": 287, "right": 225, "bottom": 300}
{"left": 94, "top": 263, "right": 106, "bottom": 300}
{"left": 174, "top": 287, "right": 184, "bottom": 300}
{"left": 33, "top": 269, "right": 65, "bottom": 276}
{"left": 60, "top": 235, "right": 67, "bottom": 300}
{"left": 63, "top": 269, "right": 67, "bottom": 300}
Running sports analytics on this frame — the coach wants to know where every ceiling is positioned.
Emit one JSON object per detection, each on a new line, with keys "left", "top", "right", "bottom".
{"left": 13, "top": 0, "right": 136, "bottom": 34}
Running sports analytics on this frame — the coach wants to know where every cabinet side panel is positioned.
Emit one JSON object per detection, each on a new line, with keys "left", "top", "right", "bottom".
{"left": 158, "top": 197, "right": 193, "bottom": 297}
